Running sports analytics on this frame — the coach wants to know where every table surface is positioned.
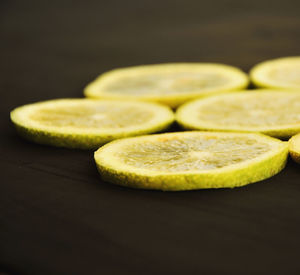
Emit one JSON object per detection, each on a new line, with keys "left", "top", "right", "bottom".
{"left": 1, "top": 0, "right": 300, "bottom": 274}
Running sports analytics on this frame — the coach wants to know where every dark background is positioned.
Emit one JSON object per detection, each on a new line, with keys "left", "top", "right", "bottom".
{"left": 1, "top": 0, "right": 300, "bottom": 274}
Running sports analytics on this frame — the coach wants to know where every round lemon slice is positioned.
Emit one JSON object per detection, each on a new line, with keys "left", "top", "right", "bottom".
{"left": 250, "top": 56, "right": 300, "bottom": 89}
{"left": 10, "top": 99, "right": 174, "bottom": 149}
{"left": 94, "top": 132, "right": 288, "bottom": 191}
{"left": 84, "top": 63, "right": 249, "bottom": 108}
{"left": 289, "top": 133, "right": 300, "bottom": 164}
{"left": 176, "top": 90, "right": 300, "bottom": 139}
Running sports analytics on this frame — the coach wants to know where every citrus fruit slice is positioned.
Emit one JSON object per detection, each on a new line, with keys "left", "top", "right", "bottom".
{"left": 94, "top": 131, "right": 288, "bottom": 191}
{"left": 10, "top": 99, "right": 174, "bottom": 149}
{"left": 289, "top": 133, "right": 300, "bottom": 164}
{"left": 176, "top": 90, "right": 300, "bottom": 139}
{"left": 250, "top": 56, "right": 300, "bottom": 89}
{"left": 84, "top": 63, "right": 249, "bottom": 108}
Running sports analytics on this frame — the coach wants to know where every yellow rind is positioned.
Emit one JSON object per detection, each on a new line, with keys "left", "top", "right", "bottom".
{"left": 289, "top": 134, "right": 300, "bottom": 164}
{"left": 84, "top": 63, "right": 249, "bottom": 108}
{"left": 10, "top": 99, "right": 174, "bottom": 149}
{"left": 94, "top": 132, "right": 288, "bottom": 191}
{"left": 250, "top": 56, "right": 300, "bottom": 89}
{"left": 176, "top": 90, "right": 300, "bottom": 139}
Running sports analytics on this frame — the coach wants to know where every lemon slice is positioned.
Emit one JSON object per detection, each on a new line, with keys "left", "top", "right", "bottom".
{"left": 289, "top": 133, "right": 300, "bottom": 164}
{"left": 250, "top": 56, "right": 300, "bottom": 88}
{"left": 10, "top": 99, "right": 174, "bottom": 149}
{"left": 176, "top": 90, "right": 300, "bottom": 139}
{"left": 94, "top": 132, "right": 288, "bottom": 191}
{"left": 84, "top": 63, "right": 249, "bottom": 108}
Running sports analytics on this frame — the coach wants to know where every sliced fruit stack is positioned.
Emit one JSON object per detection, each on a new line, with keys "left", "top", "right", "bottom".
{"left": 10, "top": 58, "right": 300, "bottom": 190}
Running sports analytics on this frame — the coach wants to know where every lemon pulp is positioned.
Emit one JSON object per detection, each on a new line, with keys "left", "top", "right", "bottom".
{"left": 118, "top": 136, "right": 271, "bottom": 172}
{"left": 28, "top": 103, "right": 153, "bottom": 128}
{"left": 102, "top": 71, "right": 228, "bottom": 95}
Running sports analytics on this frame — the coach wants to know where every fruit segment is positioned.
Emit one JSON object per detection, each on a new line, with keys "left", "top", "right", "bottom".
{"left": 94, "top": 132, "right": 288, "bottom": 191}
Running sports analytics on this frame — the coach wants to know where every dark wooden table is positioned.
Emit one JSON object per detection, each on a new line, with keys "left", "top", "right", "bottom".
{"left": 1, "top": 1, "right": 300, "bottom": 274}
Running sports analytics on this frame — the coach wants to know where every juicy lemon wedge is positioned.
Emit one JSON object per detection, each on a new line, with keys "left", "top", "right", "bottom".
{"left": 289, "top": 133, "right": 300, "bottom": 164}
{"left": 250, "top": 56, "right": 300, "bottom": 89}
{"left": 84, "top": 63, "right": 249, "bottom": 108}
{"left": 94, "top": 132, "right": 288, "bottom": 191}
{"left": 10, "top": 99, "right": 174, "bottom": 149}
{"left": 176, "top": 90, "right": 300, "bottom": 139}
